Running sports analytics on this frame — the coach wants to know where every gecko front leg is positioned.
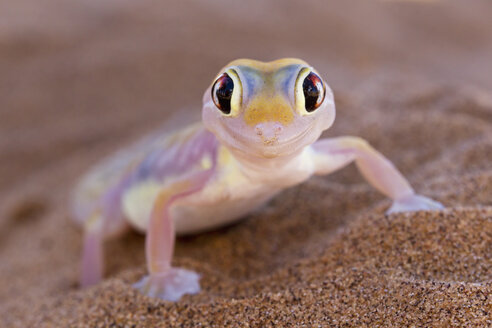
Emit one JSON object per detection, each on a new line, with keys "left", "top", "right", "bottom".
{"left": 312, "top": 136, "right": 444, "bottom": 214}
{"left": 133, "top": 169, "right": 214, "bottom": 301}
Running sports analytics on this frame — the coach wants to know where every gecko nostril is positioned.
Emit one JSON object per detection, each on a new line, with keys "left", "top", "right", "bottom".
{"left": 254, "top": 122, "right": 284, "bottom": 144}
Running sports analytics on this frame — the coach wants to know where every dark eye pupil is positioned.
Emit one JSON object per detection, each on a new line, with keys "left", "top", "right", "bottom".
{"left": 302, "top": 72, "right": 325, "bottom": 112}
{"left": 212, "top": 73, "right": 234, "bottom": 114}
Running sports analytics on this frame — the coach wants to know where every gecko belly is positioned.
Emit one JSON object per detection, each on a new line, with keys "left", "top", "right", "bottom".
{"left": 125, "top": 188, "right": 278, "bottom": 235}
{"left": 122, "top": 147, "right": 316, "bottom": 235}
{"left": 172, "top": 192, "right": 277, "bottom": 235}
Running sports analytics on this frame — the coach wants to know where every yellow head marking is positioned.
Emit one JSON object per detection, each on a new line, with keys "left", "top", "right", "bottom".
{"left": 218, "top": 58, "right": 308, "bottom": 126}
{"left": 244, "top": 94, "right": 294, "bottom": 126}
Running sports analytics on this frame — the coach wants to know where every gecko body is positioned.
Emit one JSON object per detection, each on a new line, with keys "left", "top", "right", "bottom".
{"left": 73, "top": 58, "right": 443, "bottom": 301}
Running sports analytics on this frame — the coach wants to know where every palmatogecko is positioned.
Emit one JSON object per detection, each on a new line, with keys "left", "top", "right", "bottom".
{"left": 72, "top": 58, "right": 444, "bottom": 301}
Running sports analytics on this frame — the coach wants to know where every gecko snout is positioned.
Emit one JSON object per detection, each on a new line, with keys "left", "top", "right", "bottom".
{"left": 254, "top": 122, "right": 284, "bottom": 145}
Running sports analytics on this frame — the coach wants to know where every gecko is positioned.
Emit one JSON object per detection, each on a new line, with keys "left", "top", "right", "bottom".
{"left": 72, "top": 58, "right": 444, "bottom": 301}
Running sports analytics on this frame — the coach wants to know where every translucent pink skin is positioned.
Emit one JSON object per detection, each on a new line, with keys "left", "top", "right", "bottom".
{"left": 74, "top": 59, "right": 443, "bottom": 301}
{"left": 134, "top": 168, "right": 215, "bottom": 301}
{"left": 78, "top": 126, "right": 219, "bottom": 289}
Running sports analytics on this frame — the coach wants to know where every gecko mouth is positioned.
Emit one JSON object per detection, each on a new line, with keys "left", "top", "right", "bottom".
{"left": 221, "top": 123, "right": 312, "bottom": 157}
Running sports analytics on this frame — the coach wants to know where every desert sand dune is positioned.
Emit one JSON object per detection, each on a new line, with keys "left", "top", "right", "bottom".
{"left": 0, "top": 0, "right": 490, "bottom": 326}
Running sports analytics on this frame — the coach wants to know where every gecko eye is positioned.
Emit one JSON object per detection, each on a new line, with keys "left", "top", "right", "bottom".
{"left": 302, "top": 72, "right": 325, "bottom": 112}
{"left": 212, "top": 73, "right": 234, "bottom": 115}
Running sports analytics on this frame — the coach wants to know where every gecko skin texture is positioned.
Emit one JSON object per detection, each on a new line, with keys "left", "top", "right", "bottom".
{"left": 72, "top": 58, "right": 444, "bottom": 301}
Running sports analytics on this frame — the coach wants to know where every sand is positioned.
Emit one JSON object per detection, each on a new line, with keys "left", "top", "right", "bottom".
{"left": 0, "top": 0, "right": 491, "bottom": 327}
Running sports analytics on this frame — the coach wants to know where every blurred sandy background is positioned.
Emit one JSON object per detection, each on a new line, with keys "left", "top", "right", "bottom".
{"left": 0, "top": 0, "right": 491, "bottom": 326}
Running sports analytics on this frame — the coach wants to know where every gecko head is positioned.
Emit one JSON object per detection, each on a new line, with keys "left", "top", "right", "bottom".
{"left": 202, "top": 58, "right": 335, "bottom": 159}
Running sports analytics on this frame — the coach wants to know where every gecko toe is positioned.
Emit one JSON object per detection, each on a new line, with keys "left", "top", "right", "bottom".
{"left": 386, "top": 194, "right": 444, "bottom": 214}
{"left": 133, "top": 268, "right": 201, "bottom": 301}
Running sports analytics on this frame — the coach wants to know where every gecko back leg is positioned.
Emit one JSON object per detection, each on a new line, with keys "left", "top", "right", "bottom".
{"left": 78, "top": 191, "right": 131, "bottom": 286}
{"left": 72, "top": 158, "right": 133, "bottom": 286}
{"left": 80, "top": 206, "right": 133, "bottom": 286}
{"left": 80, "top": 212, "right": 105, "bottom": 286}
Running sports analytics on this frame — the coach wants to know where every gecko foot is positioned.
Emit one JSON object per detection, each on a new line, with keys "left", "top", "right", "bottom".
{"left": 386, "top": 194, "right": 444, "bottom": 214}
{"left": 133, "top": 268, "right": 201, "bottom": 301}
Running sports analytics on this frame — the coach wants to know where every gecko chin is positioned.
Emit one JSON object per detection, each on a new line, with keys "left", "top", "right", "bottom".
{"left": 221, "top": 123, "right": 320, "bottom": 159}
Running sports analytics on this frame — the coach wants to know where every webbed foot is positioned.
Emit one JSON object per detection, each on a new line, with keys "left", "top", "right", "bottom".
{"left": 133, "top": 267, "right": 201, "bottom": 301}
{"left": 386, "top": 194, "right": 444, "bottom": 214}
